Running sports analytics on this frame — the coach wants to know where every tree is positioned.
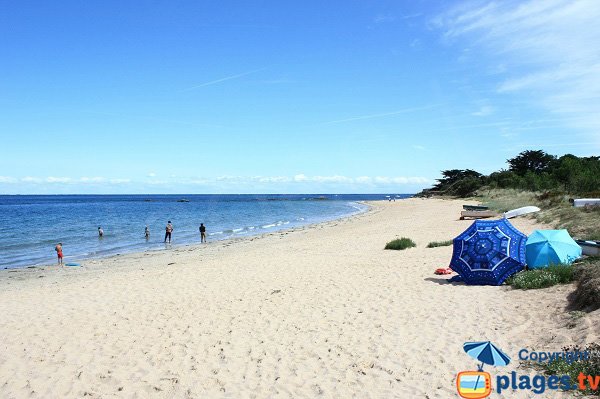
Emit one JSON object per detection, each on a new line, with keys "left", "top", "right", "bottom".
{"left": 432, "top": 169, "right": 484, "bottom": 195}
{"left": 507, "top": 150, "right": 556, "bottom": 176}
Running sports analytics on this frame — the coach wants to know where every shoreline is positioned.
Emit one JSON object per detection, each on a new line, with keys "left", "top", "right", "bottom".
{"left": 0, "top": 201, "right": 375, "bottom": 278}
{"left": 0, "top": 197, "right": 591, "bottom": 398}
{"left": 0, "top": 200, "right": 373, "bottom": 274}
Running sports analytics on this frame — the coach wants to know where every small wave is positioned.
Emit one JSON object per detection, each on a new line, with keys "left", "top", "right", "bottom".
{"left": 262, "top": 223, "right": 276, "bottom": 229}
{"left": 209, "top": 231, "right": 224, "bottom": 236}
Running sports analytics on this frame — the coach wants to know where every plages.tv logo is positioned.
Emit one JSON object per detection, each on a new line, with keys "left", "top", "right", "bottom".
{"left": 456, "top": 341, "right": 511, "bottom": 399}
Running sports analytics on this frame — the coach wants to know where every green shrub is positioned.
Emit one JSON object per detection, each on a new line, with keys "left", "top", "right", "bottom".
{"left": 541, "top": 343, "right": 600, "bottom": 396}
{"left": 426, "top": 240, "right": 453, "bottom": 248}
{"left": 385, "top": 238, "right": 416, "bottom": 250}
{"left": 506, "top": 265, "right": 574, "bottom": 289}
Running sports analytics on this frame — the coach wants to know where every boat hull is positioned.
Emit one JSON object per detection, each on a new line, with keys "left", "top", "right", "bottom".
{"left": 576, "top": 240, "right": 600, "bottom": 256}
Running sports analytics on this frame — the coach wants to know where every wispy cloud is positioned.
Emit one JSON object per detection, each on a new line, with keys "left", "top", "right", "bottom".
{"left": 8, "top": 176, "right": 131, "bottom": 185}
{"left": 434, "top": 0, "right": 600, "bottom": 146}
{"left": 321, "top": 104, "right": 440, "bottom": 125}
{"left": 374, "top": 13, "right": 421, "bottom": 24}
{"left": 472, "top": 105, "right": 494, "bottom": 116}
{"left": 373, "top": 14, "right": 396, "bottom": 24}
{"left": 182, "top": 68, "right": 266, "bottom": 91}
{"left": 292, "top": 174, "right": 428, "bottom": 184}
{"left": 1, "top": 174, "right": 429, "bottom": 192}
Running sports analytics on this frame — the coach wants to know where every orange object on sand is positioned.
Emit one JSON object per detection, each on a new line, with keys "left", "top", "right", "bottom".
{"left": 434, "top": 268, "right": 453, "bottom": 275}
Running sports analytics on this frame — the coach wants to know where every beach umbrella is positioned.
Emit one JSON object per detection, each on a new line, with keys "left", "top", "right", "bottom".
{"left": 526, "top": 229, "right": 582, "bottom": 269}
{"left": 463, "top": 341, "right": 511, "bottom": 369}
{"left": 450, "top": 219, "right": 526, "bottom": 285}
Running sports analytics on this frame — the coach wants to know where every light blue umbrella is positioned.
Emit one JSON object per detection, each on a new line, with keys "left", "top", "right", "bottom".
{"left": 526, "top": 230, "right": 582, "bottom": 269}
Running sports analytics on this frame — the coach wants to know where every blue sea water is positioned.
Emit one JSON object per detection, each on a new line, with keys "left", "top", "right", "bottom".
{"left": 0, "top": 194, "right": 411, "bottom": 269}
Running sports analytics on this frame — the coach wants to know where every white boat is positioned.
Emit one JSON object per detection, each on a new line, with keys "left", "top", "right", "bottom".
{"left": 573, "top": 199, "right": 600, "bottom": 208}
{"left": 576, "top": 240, "right": 600, "bottom": 256}
{"left": 460, "top": 210, "right": 496, "bottom": 220}
{"left": 503, "top": 206, "right": 541, "bottom": 219}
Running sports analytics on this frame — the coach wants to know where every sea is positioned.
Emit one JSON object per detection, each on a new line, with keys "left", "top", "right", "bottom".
{"left": 0, "top": 194, "right": 411, "bottom": 269}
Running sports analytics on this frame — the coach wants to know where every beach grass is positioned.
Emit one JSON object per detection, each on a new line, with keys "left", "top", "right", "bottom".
{"left": 385, "top": 237, "right": 416, "bottom": 250}
{"left": 477, "top": 188, "right": 600, "bottom": 240}
{"left": 571, "top": 257, "right": 600, "bottom": 311}
{"left": 426, "top": 240, "right": 453, "bottom": 248}
{"left": 506, "top": 265, "right": 574, "bottom": 289}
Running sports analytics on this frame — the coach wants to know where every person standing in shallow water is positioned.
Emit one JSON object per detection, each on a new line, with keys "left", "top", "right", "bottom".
{"left": 199, "top": 223, "right": 206, "bottom": 243}
{"left": 164, "top": 221, "right": 173, "bottom": 243}
{"left": 55, "top": 243, "right": 63, "bottom": 265}
{"left": 98, "top": 226, "right": 104, "bottom": 237}
{"left": 145, "top": 225, "right": 150, "bottom": 240}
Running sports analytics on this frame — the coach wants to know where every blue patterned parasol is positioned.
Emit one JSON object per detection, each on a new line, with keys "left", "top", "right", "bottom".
{"left": 450, "top": 219, "right": 526, "bottom": 285}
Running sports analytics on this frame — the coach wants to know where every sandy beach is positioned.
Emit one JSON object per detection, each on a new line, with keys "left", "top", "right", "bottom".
{"left": 0, "top": 198, "right": 596, "bottom": 398}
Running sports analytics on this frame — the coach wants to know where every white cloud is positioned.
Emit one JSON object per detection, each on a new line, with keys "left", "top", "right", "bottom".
{"left": 0, "top": 176, "right": 17, "bottom": 183}
{"left": 435, "top": 0, "right": 600, "bottom": 144}
{"left": 146, "top": 179, "right": 169, "bottom": 185}
{"left": 11, "top": 176, "right": 130, "bottom": 185}
{"left": 256, "top": 176, "right": 290, "bottom": 183}
{"left": 147, "top": 172, "right": 156, "bottom": 177}
{"left": 80, "top": 176, "right": 106, "bottom": 183}
{"left": 292, "top": 174, "right": 427, "bottom": 185}
{"left": 21, "top": 176, "right": 42, "bottom": 183}
{"left": 2, "top": 174, "right": 429, "bottom": 193}
{"left": 109, "top": 179, "right": 131, "bottom": 184}
{"left": 412, "top": 145, "right": 426, "bottom": 151}
{"left": 294, "top": 174, "right": 308, "bottom": 182}
{"left": 312, "top": 175, "right": 354, "bottom": 183}
{"left": 46, "top": 176, "right": 72, "bottom": 183}
{"left": 375, "top": 176, "right": 429, "bottom": 184}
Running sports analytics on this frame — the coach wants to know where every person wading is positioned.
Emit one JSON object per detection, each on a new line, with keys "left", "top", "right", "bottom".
{"left": 164, "top": 221, "right": 173, "bottom": 243}
{"left": 199, "top": 223, "right": 207, "bottom": 243}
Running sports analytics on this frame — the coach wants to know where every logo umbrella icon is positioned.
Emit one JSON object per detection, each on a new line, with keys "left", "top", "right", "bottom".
{"left": 457, "top": 341, "right": 511, "bottom": 398}
{"left": 463, "top": 341, "right": 511, "bottom": 369}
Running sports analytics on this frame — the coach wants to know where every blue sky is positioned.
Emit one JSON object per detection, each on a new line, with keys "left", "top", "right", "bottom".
{"left": 1, "top": 0, "right": 599, "bottom": 194}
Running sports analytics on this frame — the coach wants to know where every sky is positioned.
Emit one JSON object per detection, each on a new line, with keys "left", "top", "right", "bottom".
{"left": 1, "top": 0, "right": 599, "bottom": 194}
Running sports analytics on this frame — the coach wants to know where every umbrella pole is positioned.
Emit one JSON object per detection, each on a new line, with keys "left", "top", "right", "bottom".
{"left": 473, "top": 362, "right": 484, "bottom": 392}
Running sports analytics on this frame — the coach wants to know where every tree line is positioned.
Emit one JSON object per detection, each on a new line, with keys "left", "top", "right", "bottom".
{"left": 421, "top": 150, "right": 600, "bottom": 197}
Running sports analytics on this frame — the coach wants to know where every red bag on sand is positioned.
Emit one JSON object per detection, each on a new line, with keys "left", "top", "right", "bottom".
{"left": 434, "top": 268, "right": 453, "bottom": 275}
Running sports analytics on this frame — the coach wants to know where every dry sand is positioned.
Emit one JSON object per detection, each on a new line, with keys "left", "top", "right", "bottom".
{"left": 0, "top": 198, "right": 597, "bottom": 398}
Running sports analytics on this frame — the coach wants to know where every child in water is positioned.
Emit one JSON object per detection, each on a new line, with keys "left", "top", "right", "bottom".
{"left": 55, "top": 243, "right": 63, "bottom": 265}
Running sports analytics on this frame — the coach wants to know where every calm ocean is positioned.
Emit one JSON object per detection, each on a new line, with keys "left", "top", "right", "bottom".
{"left": 0, "top": 194, "right": 411, "bottom": 269}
